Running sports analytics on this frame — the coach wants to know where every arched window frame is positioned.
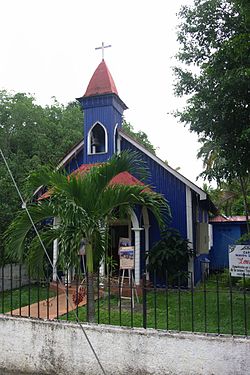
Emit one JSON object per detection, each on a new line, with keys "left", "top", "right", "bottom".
{"left": 113, "top": 123, "right": 121, "bottom": 154}
{"left": 87, "top": 121, "right": 108, "bottom": 155}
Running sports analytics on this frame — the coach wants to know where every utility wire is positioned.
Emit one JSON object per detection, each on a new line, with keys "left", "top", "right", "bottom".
{"left": 0, "top": 148, "right": 107, "bottom": 375}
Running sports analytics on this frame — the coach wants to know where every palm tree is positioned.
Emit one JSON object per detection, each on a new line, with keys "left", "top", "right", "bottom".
{"left": 5, "top": 151, "right": 170, "bottom": 322}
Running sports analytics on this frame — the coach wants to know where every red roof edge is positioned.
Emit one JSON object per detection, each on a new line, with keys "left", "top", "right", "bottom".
{"left": 209, "top": 215, "right": 248, "bottom": 223}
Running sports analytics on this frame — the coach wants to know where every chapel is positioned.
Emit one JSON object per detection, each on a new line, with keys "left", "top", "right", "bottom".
{"left": 53, "top": 55, "right": 216, "bottom": 285}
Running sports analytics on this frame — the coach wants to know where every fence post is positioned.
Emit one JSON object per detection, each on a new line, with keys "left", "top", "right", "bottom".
{"left": 142, "top": 272, "right": 147, "bottom": 329}
{"left": 243, "top": 273, "right": 247, "bottom": 336}
{"left": 165, "top": 270, "right": 169, "bottom": 331}
{"left": 1, "top": 265, "right": 4, "bottom": 313}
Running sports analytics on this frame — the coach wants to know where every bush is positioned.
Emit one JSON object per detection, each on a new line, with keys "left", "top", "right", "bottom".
{"left": 219, "top": 268, "right": 239, "bottom": 287}
{"left": 236, "top": 232, "right": 250, "bottom": 245}
{"left": 236, "top": 277, "right": 250, "bottom": 289}
{"left": 147, "top": 228, "right": 194, "bottom": 284}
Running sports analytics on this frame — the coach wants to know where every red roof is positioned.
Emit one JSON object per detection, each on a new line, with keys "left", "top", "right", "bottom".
{"left": 109, "top": 171, "right": 145, "bottom": 187}
{"left": 84, "top": 60, "right": 118, "bottom": 97}
{"left": 76, "top": 164, "right": 144, "bottom": 187}
{"left": 38, "top": 165, "right": 145, "bottom": 200}
{"left": 210, "top": 215, "right": 248, "bottom": 223}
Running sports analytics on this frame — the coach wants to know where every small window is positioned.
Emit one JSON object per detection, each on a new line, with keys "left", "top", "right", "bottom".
{"left": 114, "top": 123, "right": 120, "bottom": 154}
{"left": 88, "top": 123, "right": 107, "bottom": 154}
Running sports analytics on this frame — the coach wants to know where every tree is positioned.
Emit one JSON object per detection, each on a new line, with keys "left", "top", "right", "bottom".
{"left": 122, "top": 121, "right": 156, "bottom": 154}
{"left": 198, "top": 138, "right": 249, "bottom": 229}
{"left": 0, "top": 92, "right": 158, "bottom": 260}
{"left": 203, "top": 179, "right": 250, "bottom": 217}
{"left": 0, "top": 91, "right": 83, "bottom": 261}
{"left": 5, "top": 151, "right": 170, "bottom": 322}
{"left": 174, "top": 0, "right": 250, "bottom": 230}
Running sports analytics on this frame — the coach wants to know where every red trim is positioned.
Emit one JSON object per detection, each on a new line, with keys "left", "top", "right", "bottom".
{"left": 209, "top": 215, "right": 248, "bottom": 223}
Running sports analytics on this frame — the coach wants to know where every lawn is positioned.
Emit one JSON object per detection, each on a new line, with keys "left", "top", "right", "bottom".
{"left": 0, "top": 283, "right": 56, "bottom": 314}
{"left": 60, "top": 278, "right": 250, "bottom": 336}
{"left": 1, "top": 277, "right": 249, "bottom": 336}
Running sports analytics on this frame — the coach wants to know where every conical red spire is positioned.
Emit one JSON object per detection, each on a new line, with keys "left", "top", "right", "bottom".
{"left": 84, "top": 60, "right": 118, "bottom": 97}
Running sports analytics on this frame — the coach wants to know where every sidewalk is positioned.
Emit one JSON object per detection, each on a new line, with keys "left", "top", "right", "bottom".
{"left": 9, "top": 284, "right": 87, "bottom": 319}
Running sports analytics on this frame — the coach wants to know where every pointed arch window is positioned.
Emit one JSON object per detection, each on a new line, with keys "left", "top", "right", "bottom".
{"left": 114, "top": 123, "right": 120, "bottom": 154}
{"left": 88, "top": 122, "right": 108, "bottom": 154}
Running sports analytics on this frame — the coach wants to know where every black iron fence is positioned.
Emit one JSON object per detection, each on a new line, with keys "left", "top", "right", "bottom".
{"left": 0, "top": 263, "right": 249, "bottom": 337}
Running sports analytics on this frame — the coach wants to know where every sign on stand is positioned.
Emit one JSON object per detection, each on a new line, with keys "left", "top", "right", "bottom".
{"left": 229, "top": 244, "right": 250, "bottom": 278}
{"left": 118, "top": 237, "right": 138, "bottom": 307}
{"left": 118, "top": 237, "right": 135, "bottom": 270}
{"left": 119, "top": 247, "right": 134, "bottom": 270}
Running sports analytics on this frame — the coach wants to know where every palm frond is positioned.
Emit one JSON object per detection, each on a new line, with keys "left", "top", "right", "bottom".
{"left": 96, "top": 184, "right": 171, "bottom": 229}
{"left": 4, "top": 203, "right": 54, "bottom": 261}
{"left": 5, "top": 151, "right": 170, "bottom": 275}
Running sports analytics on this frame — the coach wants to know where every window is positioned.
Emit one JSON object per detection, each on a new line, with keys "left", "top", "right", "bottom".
{"left": 88, "top": 123, "right": 107, "bottom": 154}
{"left": 114, "top": 123, "right": 120, "bottom": 154}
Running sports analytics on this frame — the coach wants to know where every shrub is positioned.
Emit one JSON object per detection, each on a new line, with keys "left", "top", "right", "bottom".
{"left": 147, "top": 228, "right": 194, "bottom": 284}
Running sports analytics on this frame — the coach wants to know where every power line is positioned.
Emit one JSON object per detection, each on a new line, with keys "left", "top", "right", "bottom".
{"left": 0, "top": 147, "right": 107, "bottom": 375}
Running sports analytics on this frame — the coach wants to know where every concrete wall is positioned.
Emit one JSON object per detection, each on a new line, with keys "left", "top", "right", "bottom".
{"left": 0, "top": 315, "right": 249, "bottom": 375}
{"left": 0, "top": 264, "right": 30, "bottom": 292}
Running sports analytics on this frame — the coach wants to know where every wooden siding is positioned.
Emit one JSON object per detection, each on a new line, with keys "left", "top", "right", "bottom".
{"left": 209, "top": 222, "right": 248, "bottom": 271}
{"left": 121, "top": 137, "right": 187, "bottom": 242}
{"left": 67, "top": 149, "right": 84, "bottom": 173}
{"left": 191, "top": 190, "right": 211, "bottom": 284}
{"left": 79, "top": 94, "right": 125, "bottom": 165}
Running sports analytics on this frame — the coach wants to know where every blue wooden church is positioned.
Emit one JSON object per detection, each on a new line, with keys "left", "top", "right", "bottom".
{"left": 54, "top": 57, "right": 215, "bottom": 285}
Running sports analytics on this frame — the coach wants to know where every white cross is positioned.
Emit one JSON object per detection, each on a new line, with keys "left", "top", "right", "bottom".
{"left": 95, "top": 42, "right": 112, "bottom": 60}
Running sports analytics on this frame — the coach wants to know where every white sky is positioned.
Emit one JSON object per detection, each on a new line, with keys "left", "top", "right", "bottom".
{"left": 0, "top": 0, "right": 206, "bottom": 187}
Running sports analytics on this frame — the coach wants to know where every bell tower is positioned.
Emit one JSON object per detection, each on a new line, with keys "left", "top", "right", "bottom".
{"left": 77, "top": 59, "right": 128, "bottom": 164}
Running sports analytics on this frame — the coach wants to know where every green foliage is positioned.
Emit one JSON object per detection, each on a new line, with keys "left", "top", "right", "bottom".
{"left": 0, "top": 91, "right": 157, "bottom": 264}
{"left": 204, "top": 178, "right": 250, "bottom": 216}
{"left": 174, "top": 0, "right": 250, "bottom": 181}
{"left": 122, "top": 121, "right": 156, "bottom": 154}
{"left": 212, "top": 268, "right": 250, "bottom": 289}
{"left": 0, "top": 91, "right": 83, "bottom": 262}
{"left": 147, "top": 228, "right": 193, "bottom": 281}
{"left": 236, "top": 277, "right": 250, "bottom": 288}
{"left": 236, "top": 232, "right": 250, "bottom": 244}
{"left": 4, "top": 151, "right": 170, "bottom": 321}
{"left": 106, "top": 255, "right": 118, "bottom": 277}
{"left": 219, "top": 268, "right": 239, "bottom": 287}
{"left": 174, "top": 0, "right": 250, "bottom": 230}
{"left": 62, "top": 280, "right": 250, "bottom": 335}
{"left": 0, "top": 285, "right": 56, "bottom": 315}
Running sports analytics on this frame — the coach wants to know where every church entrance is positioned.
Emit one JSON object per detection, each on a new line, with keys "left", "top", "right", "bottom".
{"left": 107, "top": 222, "right": 131, "bottom": 276}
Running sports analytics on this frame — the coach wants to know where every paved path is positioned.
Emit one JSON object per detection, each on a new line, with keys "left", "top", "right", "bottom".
{"left": 9, "top": 287, "right": 87, "bottom": 320}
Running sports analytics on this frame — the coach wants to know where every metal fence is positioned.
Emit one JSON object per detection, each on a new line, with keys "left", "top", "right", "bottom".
{"left": 0, "top": 263, "right": 249, "bottom": 337}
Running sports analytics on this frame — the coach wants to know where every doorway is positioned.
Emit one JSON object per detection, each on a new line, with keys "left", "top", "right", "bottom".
{"left": 108, "top": 224, "right": 130, "bottom": 276}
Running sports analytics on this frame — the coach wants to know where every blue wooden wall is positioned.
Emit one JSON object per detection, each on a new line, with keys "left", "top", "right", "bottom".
{"left": 209, "top": 222, "right": 247, "bottom": 270}
{"left": 78, "top": 94, "right": 125, "bottom": 165}
{"left": 121, "top": 137, "right": 187, "bottom": 242}
{"left": 66, "top": 149, "right": 84, "bottom": 173}
{"left": 62, "top": 131, "right": 211, "bottom": 285}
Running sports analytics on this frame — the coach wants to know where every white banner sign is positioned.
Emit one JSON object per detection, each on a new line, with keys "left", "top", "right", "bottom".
{"left": 119, "top": 246, "right": 135, "bottom": 270}
{"left": 229, "top": 244, "right": 250, "bottom": 278}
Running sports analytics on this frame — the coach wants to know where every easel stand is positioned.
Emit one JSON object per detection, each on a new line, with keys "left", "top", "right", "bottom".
{"left": 119, "top": 269, "right": 139, "bottom": 308}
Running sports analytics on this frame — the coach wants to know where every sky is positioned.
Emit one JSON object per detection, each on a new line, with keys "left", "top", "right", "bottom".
{"left": 0, "top": 0, "right": 206, "bottom": 187}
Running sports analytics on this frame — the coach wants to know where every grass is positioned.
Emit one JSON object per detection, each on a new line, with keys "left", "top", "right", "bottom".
{"left": 0, "top": 283, "right": 56, "bottom": 314}
{"left": 1, "top": 277, "right": 249, "bottom": 336}
{"left": 60, "top": 278, "right": 250, "bottom": 336}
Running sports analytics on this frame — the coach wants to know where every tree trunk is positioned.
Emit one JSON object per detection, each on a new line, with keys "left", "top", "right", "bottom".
{"left": 239, "top": 176, "right": 250, "bottom": 234}
{"left": 86, "top": 271, "right": 95, "bottom": 323}
{"left": 86, "top": 243, "right": 95, "bottom": 322}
